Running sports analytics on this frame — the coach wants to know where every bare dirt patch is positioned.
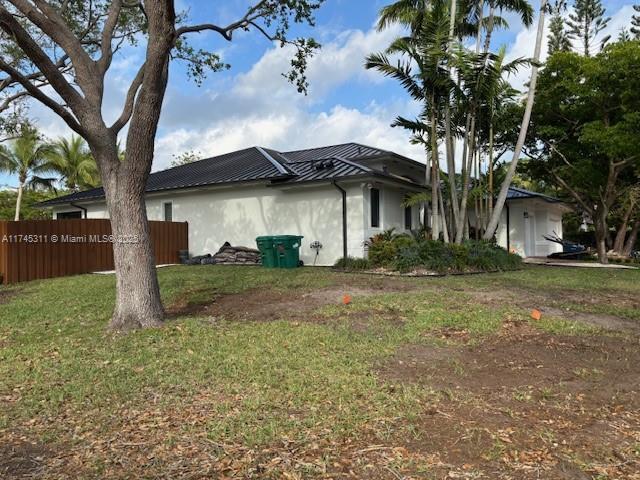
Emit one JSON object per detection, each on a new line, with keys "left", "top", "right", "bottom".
{"left": 377, "top": 324, "right": 640, "bottom": 478}
{"left": 168, "top": 276, "right": 417, "bottom": 322}
{"left": 0, "top": 439, "right": 50, "bottom": 479}
{"left": 464, "top": 286, "right": 640, "bottom": 333}
{"left": 0, "top": 288, "right": 18, "bottom": 305}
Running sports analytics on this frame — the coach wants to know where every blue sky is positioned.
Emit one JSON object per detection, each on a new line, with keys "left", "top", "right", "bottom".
{"left": 0, "top": 0, "right": 634, "bottom": 188}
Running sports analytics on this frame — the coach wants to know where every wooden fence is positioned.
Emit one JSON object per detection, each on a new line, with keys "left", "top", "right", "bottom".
{"left": 0, "top": 219, "right": 188, "bottom": 284}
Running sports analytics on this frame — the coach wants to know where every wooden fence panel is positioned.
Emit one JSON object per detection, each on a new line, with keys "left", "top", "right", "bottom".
{"left": 0, "top": 222, "right": 6, "bottom": 285}
{"left": 0, "top": 219, "right": 188, "bottom": 284}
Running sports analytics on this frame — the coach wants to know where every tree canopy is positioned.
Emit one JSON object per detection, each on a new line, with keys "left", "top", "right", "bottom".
{"left": 527, "top": 40, "right": 640, "bottom": 261}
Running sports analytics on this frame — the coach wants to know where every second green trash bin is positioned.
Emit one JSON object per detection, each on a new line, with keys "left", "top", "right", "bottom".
{"left": 273, "top": 235, "right": 304, "bottom": 268}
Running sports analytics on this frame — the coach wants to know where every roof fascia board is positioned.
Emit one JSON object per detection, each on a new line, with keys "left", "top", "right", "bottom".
{"left": 39, "top": 178, "right": 283, "bottom": 208}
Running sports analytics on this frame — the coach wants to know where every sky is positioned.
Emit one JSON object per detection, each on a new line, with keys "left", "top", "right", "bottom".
{"left": 0, "top": 0, "right": 634, "bottom": 188}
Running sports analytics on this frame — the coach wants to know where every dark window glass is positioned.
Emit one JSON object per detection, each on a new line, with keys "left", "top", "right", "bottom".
{"left": 370, "top": 188, "right": 380, "bottom": 228}
{"left": 405, "top": 205, "right": 412, "bottom": 230}
{"left": 164, "top": 202, "right": 173, "bottom": 222}
{"left": 57, "top": 211, "right": 82, "bottom": 219}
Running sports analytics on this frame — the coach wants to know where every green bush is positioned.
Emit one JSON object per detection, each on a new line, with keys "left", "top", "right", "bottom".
{"left": 364, "top": 233, "right": 521, "bottom": 274}
{"left": 334, "top": 256, "right": 372, "bottom": 270}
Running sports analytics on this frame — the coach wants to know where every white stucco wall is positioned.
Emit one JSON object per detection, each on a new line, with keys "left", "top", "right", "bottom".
{"left": 53, "top": 182, "right": 369, "bottom": 266}
{"left": 363, "top": 185, "right": 420, "bottom": 242}
{"left": 494, "top": 199, "right": 565, "bottom": 257}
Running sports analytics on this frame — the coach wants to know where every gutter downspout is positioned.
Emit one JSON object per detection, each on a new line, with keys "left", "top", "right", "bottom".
{"left": 332, "top": 181, "right": 348, "bottom": 260}
{"left": 70, "top": 203, "right": 88, "bottom": 219}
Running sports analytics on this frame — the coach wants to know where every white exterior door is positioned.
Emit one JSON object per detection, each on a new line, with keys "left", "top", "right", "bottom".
{"left": 524, "top": 213, "right": 536, "bottom": 257}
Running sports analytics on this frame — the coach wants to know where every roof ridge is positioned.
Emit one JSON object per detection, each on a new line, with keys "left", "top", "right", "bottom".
{"left": 282, "top": 142, "right": 381, "bottom": 154}
{"left": 255, "top": 146, "right": 292, "bottom": 175}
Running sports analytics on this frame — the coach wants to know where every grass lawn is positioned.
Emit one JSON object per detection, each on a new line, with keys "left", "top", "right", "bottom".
{"left": 1, "top": 265, "right": 639, "bottom": 479}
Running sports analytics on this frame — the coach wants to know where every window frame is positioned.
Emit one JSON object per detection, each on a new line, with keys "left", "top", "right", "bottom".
{"left": 163, "top": 202, "right": 173, "bottom": 222}
{"left": 370, "top": 187, "right": 380, "bottom": 228}
{"left": 57, "top": 211, "right": 83, "bottom": 219}
{"left": 404, "top": 204, "right": 412, "bottom": 230}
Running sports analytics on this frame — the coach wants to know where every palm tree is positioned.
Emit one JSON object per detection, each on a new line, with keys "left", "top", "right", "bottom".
{"left": 0, "top": 129, "right": 56, "bottom": 220}
{"left": 484, "top": 0, "right": 550, "bottom": 240}
{"left": 47, "top": 135, "right": 99, "bottom": 191}
{"left": 367, "top": 0, "right": 455, "bottom": 240}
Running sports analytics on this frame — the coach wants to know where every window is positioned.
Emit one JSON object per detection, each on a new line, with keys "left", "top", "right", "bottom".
{"left": 370, "top": 188, "right": 380, "bottom": 228}
{"left": 405, "top": 205, "right": 412, "bottom": 230}
{"left": 57, "top": 211, "right": 82, "bottom": 219}
{"left": 163, "top": 202, "right": 173, "bottom": 222}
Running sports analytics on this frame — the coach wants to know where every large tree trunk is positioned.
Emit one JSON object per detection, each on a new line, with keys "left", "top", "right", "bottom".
{"left": 623, "top": 219, "right": 639, "bottom": 256}
{"left": 98, "top": 2, "right": 174, "bottom": 330}
{"left": 483, "top": 0, "right": 548, "bottom": 240}
{"left": 612, "top": 201, "right": 636, "bottom": 254}
{"left": 14, "top": 182, "right": 23, "bottom": 221}
{"left": 594, "top": 210, "right": 609, "bottom": 264}
{"left": 106, "top": 178, "right": 165, "bottom": 330}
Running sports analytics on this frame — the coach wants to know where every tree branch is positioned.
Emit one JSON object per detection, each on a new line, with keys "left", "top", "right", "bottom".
{"left": 174, "top": 0, "right": 268, "bottom": 41}
{"left": 7, "top": 0, "right": 99, "bottom": 102}
{"left": 98, "top": 0, "right": 123, "bottom": 73}
{"left": 550, "top": 169, "right": 592, "bottom": 214}
{"left": 110, "top": 62, "right": 145, "bottom": 133}
{"left": 0, "top": 58, "right": 84, "bottom": 135}
{"left": 0, "top": 6, "right": 87, "bottom": 113}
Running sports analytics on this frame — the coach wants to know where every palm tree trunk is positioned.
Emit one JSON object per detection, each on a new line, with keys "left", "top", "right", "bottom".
{"left": 483, "top": 0, "right": 549, "bottom": 240}
{"left": 444, "top": 107, "right": 459, "bottom": 227}
{"left": 14, "top": 183, "right": 24, "bottom": 221}
{"left": 455, "top": 0, "right": 484, "bottom": 243}
{"left": 445, "top": 0, "right": 459, "bottom": 237}
{"left": 430, "top": 106, "right": 441, "bottom": 240}
{"left": 438, "top": 169, "right": 450, "bottom": 243}
{"left": 456, "top": 118, "right": 477, "bottom": 243}
{"left": 488, "top": 122, "right": 494, "bottom": 221}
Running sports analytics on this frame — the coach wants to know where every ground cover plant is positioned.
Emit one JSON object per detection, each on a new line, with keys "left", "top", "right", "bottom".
{"left": 1, "top": 264, "right": 639, "bottom": 479}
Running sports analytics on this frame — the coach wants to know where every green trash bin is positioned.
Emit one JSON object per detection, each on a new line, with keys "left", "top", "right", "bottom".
{"left": 256, "top": 236, "right": 277, "bottom": 268}
{"left": 273, "top": 235, "right": 304, "bottom": 269}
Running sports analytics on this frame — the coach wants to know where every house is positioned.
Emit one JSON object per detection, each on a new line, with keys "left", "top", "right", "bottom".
{"left": 495, "top": 187, "right": 572, "bottom": 258}
{"left": 41, "top": 143, "right": 569, "bottom": 265}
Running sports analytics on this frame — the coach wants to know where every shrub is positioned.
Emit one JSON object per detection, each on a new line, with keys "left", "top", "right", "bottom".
{"left": 394, "top": 247, "right": 423, "bottom": 273}
{"left": 365, "top": 234, "right": 521, "bottom": 274}
{"left": 334, "top": 256, "right": 372, "bottom": 270}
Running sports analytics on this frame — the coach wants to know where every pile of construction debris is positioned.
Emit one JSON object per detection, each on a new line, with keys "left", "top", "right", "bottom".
{"left": 183, "top": 242, "right": 261, "bottom": 266}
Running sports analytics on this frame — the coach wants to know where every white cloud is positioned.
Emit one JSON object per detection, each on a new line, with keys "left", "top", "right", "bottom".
{"left": 155, "top": 102, "right": 424, "bottom": 168}
{"left": 20, "top": 19, "right": 425, "bottom": 173}
{"left": 153, "top": 22, "right": 424, "bottom": 169}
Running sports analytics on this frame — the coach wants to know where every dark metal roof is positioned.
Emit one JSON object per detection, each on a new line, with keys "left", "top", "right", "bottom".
{"left": 276, "top": 157, "right": 371, "bottom": 184}
{"left": 506, "top": 187, "right": 562, "bottom": 203}
{"left": 282, "top": 143, "right": 389, "bottom": 162}
{"left": 39, "top": 143, "right": 423, "bottom": 207}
